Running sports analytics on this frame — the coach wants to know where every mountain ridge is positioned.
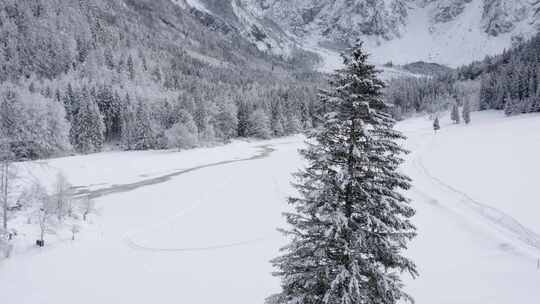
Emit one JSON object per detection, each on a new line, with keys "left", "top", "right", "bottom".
{"left": 180, "top": 0, "right": 540, "bottom": 67}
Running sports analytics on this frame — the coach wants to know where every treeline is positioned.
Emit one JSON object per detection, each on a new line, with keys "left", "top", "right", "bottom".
{"left": 1, "top": 78, "right": 319, "bottom": 159}
{"left": 384, "top": 73, "right": 458, "bottom": 119}
{"left": 385, "top": 33, "right": 540, "bottom": 119}
{"left": 458, "top": 33, "right": 540, "bottom": 115}
{"left": 0, "top": 0, "right": 323, "bottom": 160}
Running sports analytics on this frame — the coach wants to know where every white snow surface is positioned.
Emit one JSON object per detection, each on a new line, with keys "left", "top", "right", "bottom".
{"left": 2, "top": 112, "right": 540, "bottom": 303}
{"left": 364, "top": 0, "right": 523, "bottom": 67}
{"left": 180, "top": 0, "right": 211, "bottom": 14}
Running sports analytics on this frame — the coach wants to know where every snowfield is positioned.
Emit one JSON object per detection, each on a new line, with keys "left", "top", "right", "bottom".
{"left": 1, "top": 111, "right": 540, "bottom": 303}
{"left": 399, "top": 111, "right": 540, "bottom": 303}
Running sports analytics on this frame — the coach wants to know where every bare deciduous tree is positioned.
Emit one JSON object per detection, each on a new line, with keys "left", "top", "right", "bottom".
{"left": 52, "top": 172, "right": 74, "bottom": 221}
{"left": 80, "top": 195, "right": 96, "bottom": 222}
{"left": 1, "top": 140, "right": 11, "bottom": 232}
{"left": 33, "top": 183, "right": 53, "bottom": 247}
{"left": 71, "top": 224, "right": 80, "bottom": 241}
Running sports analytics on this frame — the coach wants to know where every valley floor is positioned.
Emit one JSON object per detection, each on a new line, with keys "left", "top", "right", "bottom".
{"left": 1, "top": 111, "right": 539, "bottom": 303}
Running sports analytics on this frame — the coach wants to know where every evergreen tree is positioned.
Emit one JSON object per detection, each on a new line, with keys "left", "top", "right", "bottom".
{"left": 120, "top": 93, "right": 137, "bottom": 149}
{"left": 127, "top": 54, "right": 135, "bottom": 81}
{"left": 71, "top": 87, "right": 105, "bottom": 153}
{"left": 95, "top": 85, "right": 117, "bottom": 141}
{"left": 247, "top": 108, "right": 271, "bottom": 139}
{"left": 269, "top": 45, "right": 417, "bottom": 304}
{"left": 237, "top": 100, "right": 251, "bottom": 137}
{"left": 215, "top": 98, "right": 238, "bottom": 141}
{"left": 433, "top": 117, "right": 440, "bottom": 132}
{"left": 270, "top": 100, "right": 286, "bottom": 136}
{"left": 504, "top": 97, "right": 518, "bottom": 116}
{"left": 284, "top": 114, "right": 302, "bottom": 135}
{"left": 451, "top": 103, "right": 460, "bottom": 124}
{"left": 462, "top": 99, "right": 471, "bottom": 124}
{"left": 132, "top": 99, "right": 157, "bottom": 150}
{"left": 63, "top": 83, "right": 77, "bottom": 123}
{"left": 534, "top": 86, "right": 540, "bottom": 112}
{"left": 479, "top": 75, "right": 495, "bottom": 110}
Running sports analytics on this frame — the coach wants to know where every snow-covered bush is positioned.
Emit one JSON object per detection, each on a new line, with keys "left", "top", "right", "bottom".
{"left": 247, "top": 109, "right": 272, "bottom": 139}
{"left": 166, "top": 122, "right": 199, "bottom": 150}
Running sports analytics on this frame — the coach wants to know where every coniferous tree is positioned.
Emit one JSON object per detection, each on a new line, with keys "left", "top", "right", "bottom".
{"left": 284, "top": 114, "right": 302, "bottom": 135}
{"left": 534, "top": 86, "right": 540, "bottom": 112}
{"left": 269, "top": 45, "right": 417, "bottom": 304}
{"left": 433, "top": 117, "right": 441, "bottom": 132}
{"left": 270, "top": 99, "right": 286, "bottom": 136}
{"left": 120, "top": 93, "right": 136, "bottom": 149}
{"left": 127, "top": 54, "right": 135, "bottom": 81}
{"left": 451, "top": 103, "right": 460, "bottom": 124}
{"left": 237, "top": 100, "right": 251, "bottom": 138}
{"left": 132, "top": 99, "right": 157, "bottom": 150}
{"left": 504, "top": 97, "right": 518, "bottom": 116}
{"left": 214, "top": 97, "right": 238, "bottom": 141}
{"left": 71, "top": 87, "right": 105, "bottom": 153}
{"left": 63, "top": 83, "right": 77, "bottom": 123}
{"left": 479, "top": 75, "right": 495, "bottom": 110}
{"left": 462, "top": 99, "right": 471, "bottom": 124}
{"left": 95, "top": 85, "right": 117, "bottom": 141}
{"left": 247, "top": 108, "right": 271, "bottom": 139}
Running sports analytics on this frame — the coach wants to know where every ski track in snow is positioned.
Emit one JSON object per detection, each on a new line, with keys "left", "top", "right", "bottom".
{"left": 74, "top": 131, "right": 540, "bottom": 257}
{"left": 409, "top": 132, "right": 540, "bottom": 260}
{"left": 414, "top": 156, "right": 540, "bottom": 256}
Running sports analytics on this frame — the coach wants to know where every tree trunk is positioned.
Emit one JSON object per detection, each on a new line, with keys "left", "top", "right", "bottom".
{"left": 2, "top": 161, "right": 8, "bottom": 231}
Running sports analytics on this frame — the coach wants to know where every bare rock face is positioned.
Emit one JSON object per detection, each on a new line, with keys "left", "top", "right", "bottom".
{"left": 430, "top": 0, "right": 473, "bottom": 23}
{"left": 252, "top": 0, "right": 410, "bottom": 43}
{"left": 481, "top": 0, "right": 529, "bottom": 36}
{"left": 242, "top": 0, "right": 538, "bottom": 43}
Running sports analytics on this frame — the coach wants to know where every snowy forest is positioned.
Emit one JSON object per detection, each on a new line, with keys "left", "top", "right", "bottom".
{"left": 460, "top": 33, "right": 540, "bottom": 115}
{"left": 0, "top": 0, "right": 323, "bottom": 160}
{"left": 384, "top": 33, "right": 540, "bottom": 119}
{"left": 1, "top": 0, "right": 540, "bottom": 303}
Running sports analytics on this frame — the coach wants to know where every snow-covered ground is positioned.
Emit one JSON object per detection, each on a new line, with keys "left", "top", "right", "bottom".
{"left": 1, "top": 111, "right": 540, "bottom": 303}
{"left": 399, "top": 111, "right": 540, "bottom": 303}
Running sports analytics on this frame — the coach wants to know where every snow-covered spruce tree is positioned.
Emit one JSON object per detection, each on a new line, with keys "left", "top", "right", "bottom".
{"left": 0, "top": 138, "right": 13, "bottom": 233}
{"left": 269, "top": 45, "right": 417, "bottom": 304}
{"left": 534, "top": 87, "right": 540, "bottom": 112}
{"left": 120, "top": 93, "right": 137, "bottom": 149}
{"left": 247, "top": 108, "right": 272, "bottom": 139}
{"left": 215, "top": 97, "right": 238, "bottom": 141}
{"left": 71, "top": 87, "right": 105, "bottom": 153}
{"left": 450, "top": 103, "right": 460, "bottom": 124}
{"left": 462, "top": 99, "right": 471, "bottom": 124}
{"left": 132, "top": 99, "right": 157, "bottom": 150}
{"left": 433, "top": 117, "right": 440, "bottom": 132}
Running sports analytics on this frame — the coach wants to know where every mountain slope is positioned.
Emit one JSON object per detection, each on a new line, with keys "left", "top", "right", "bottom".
{"left": 184, "top": 0, "right": 540, "bottom": 67}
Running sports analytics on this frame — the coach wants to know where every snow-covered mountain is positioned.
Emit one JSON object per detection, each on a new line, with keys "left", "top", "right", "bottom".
{"left": 179, "top": 0, "right": 540, "bottom": 67}
{"left": 173, "top": 0, "right": 300, "bottom": 56}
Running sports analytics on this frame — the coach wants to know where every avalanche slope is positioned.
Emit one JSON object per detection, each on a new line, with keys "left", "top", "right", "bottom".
{"left": 1, "top": 113, "right": 540, "bottom": 303}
